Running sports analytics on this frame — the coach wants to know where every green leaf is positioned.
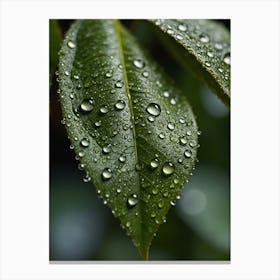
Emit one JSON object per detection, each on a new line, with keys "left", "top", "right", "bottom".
{"left": 58, "top": 19, "right": 198, "bottom": 259}
{"left": 49, "top": 20, "right": 62, "bottom": 85}
{"left": 149, "top": 19, "right": 230, "bottom": 106}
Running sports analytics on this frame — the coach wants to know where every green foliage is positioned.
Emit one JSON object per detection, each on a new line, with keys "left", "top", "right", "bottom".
{"left": 58, "top": 20, "right": 199, "bottom": 259}
{"left": 150, "top": 19, "right": 230, "bottom": 106}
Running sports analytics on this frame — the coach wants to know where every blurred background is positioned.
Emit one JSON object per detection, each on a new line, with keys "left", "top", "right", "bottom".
{"left": 49, "top": 19, "right": 230, "bottom": 260}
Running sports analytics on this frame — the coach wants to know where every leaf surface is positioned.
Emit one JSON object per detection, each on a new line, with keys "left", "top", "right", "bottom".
{"left": 150, "top": 19, "right": 230, "bottom": 106}
{"left": 58, "top": 20, "right": 198, "bottom": 259}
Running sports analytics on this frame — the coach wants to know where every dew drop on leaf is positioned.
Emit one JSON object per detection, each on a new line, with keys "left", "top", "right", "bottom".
{"left": 184, "top": 150, "right": 192, "bottom": 158}
{"left": 223, "top": 53, "right": 231, "bottom": 65}
{"left": 100, "top": 106, "right": 108, "bottom": 114}
{"left": 102, "top": 145, "right": 111, "bottom": 154}
{"left": 127, "top": 194, "right": 138, "bottom": 208}
{"left": 162, "top": 162, "right": 175, "bottom": 176}
{"left": 146, "top": 103, "right": 161, "bottom": 117}
{"left": 133, "top": 59, "right": 145, "bottom": 69}
{"left": 101, "top": 168, "right": 113, "bottom": 180}
{"left": 115, "top": 80, "right": 124, "bottom": 88}
{"left": 115, "top": 100, "right": 126, "bottom": 110}
{"left": 119, "top": 155, "right": 126, "bottom": 162}
{"left": 150, "top": 160, "right": 159, "bottom": 170}
{"left": 80, "top": 99, "right": 94, "bottom": 113}
{"left": 167, "top": 123, "right": 175, "bottom": 130}
{"left": 178, "top": 24, "right": 187, "bottom": 32}
{"left": 80, "top": 138, "right": 90, "bottom": 147}
{"left": 199, "top": 33, "right": 210, "bottom": 43}
{"left": 67, "top": 40, "right": 76, "bottom": 49}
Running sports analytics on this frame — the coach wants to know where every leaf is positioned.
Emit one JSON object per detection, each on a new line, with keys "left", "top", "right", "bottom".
{"left": 58, "top": 19, "right": 198, "bottom": 259}
{"left": 149, "top": 19, "right": 230, "bottom": 106}
{"left": 49, "top": 20, "right": 62, "bottom": 85}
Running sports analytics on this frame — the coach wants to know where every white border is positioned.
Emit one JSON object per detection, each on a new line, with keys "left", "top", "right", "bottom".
{"left": 1, "top": 0, "right": 279, "bottom": 279}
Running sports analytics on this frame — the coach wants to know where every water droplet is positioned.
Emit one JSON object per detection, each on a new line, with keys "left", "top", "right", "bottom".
{"left": 148, "top": 116, "right": 155, "bottom": 122}
{"left": 189, "top": 140, "right": 196, "bottom": 147}
{"left": 78, "top": 151, "right": 85, "bottom": 157}
{"left": 173, "top": 178, "right": 179, "bottom": 184}
{"left": 218, "top": 68, "right": 223, "bottom": 73}
{"left": 142, "top": 71, "right": 149, "bottom": 78}
{"left": 163, "top": 90, "right": 170, "bottom": 97}
{"left": 67, "top": 40, "right": 76, "bottom": 49}
{"left": 184, "top": 150, "right": 192, "bottom": 158}
{"left": 64, "top": 70, "right": 70, "bottom": 76}
{"left": 167, "top": 123, "right": 175, "bottom": 130}
{"left": 126, "top": 221, "right": 131, "bottom": 228}
{"left": 105, "top": 72, "right": 112, "bottom": 78}
{"left": 101, "top": 168, "right": 112, "bottom": 180}
{"left": 223, "top": 53, "right": 231, "bottom": 65}
{"left": 127, "top": 194, "right": 138, "bottom": 208}
{"left": 159, "top": 133, "right": 165, "bottom": 139}
{"left": 116, "top": 188, "right": 121, "bottom": 193}
{"left": 167, "top": 29, "right": 174, "bottom": 34}
{"left": 80, "top": 99, "right": 94, "bottom": 113}
{"left": 180, "top": 137, "right": 188, "bottom": 145}
{"left": 170, "top": 200, "right": 176, "bottom": 206}
{"left": 102, "top": 145, "right": 111, "bottom": 154}
{"left": 179, "top": 117, "right": 185, "bottom": 124}
{"left": 80, "top": 138, "right": 90, "bottom": 147}
{"left": 78, "top": 163, "right": 84, "bottom": 170}
{"left": 205, "top": 61, "right": 211, "bottom": 67}
{"left": 69, "top": 144, "right": 74, "bottom": 149}
{"left": 115, "top": 100, "right": 126, "bottom": 110}
{"left": 178, "top": 24, "right": 187, "bottom": 31}
{"left": 197, "top": 130, "right": 202, "bottom": 136}
{"left": 119, "top": 155, "right": 126, "bottom": 162}
{"left": 100, "top": 106, "right": 108, "bottom": 114}
{"left": 170, "top": 98, "right": 177, "bottom": 105}
{"left": 73, "top": 74, "right": 79, "bottom": 80}
{"left": 115, "top": 80, "right": 124, "bottom": 88}
{"left": 207, "top": 51, "right": 214, "bottom": 58}
{"left": 133, "top": 59, "right": 145, "bottom": 69}
{"left": 150, "top": 160, "right": 159, "bottom": 170}
{"left": 186, "top": 130, "right": 192, "bottom": 136}
{"left": 94, "top": 120, "right": 102, "bottom": 127}
{"left": 162, "top": 162, "right": 175, "bottom": 176}
{"left": 214, "top": 42, "right": 223, "bottom": 50}
{"left": 158, "top": 201, "right": 164, "bottom": 209}
{"left": 199, "top": 33, "right": 210, "bottom": 43}
{"left": 146, "top": 103, "right": 161, "bottom": 117}
{"left": 83, "top": 174, "right": 91, "bottom": 183}
{"left": 176, "top": 34, "right": 183, "bottom": 40}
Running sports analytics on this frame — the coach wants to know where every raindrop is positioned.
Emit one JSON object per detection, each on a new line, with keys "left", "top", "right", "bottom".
{"left": 105, "top": 72, "right": 112, "bottom": 78}
{"left": 78, "top": 151, "right": 85, "bottom": 157}
{"left": 80, "top": 99, "right": 94, "bottom": 113}
{"left": 189, "top": 140, "right": 196, "bottom": 147}
{"left": 163, "top": 90, "right": 170, "bottom": 97}
{"left": 115, "top": 80, "right": 124, "bottom": 88}
{"left": 127, "top": 194, "right": 138, "bottom": 208}
{"left": 95, "top": 120, "right": 102, "bottom": 127}
{"left": 115, "top": 100, "right": 126, "bottom": 110}
{"left": 102, "top": 145, "right": 111, "bottom": 154}
{"left": 142, "top": 71, "right": 149, "bottom": 78}
{"left": 80, "top": 138, "right": 90, "bottom": 147}
{"left": 179, "top": 117, "right": 185, "bottom": 124}
{"left": 162, "top": 162, "right": 175, "bottom": 176}
{"left": 100, "top": 106, "right": 108, "bottom": 114}
{"left": 176, "top": 34, "right": 183, "bottom": 40}
{"left": 83, "top": 174, "right": 91, "bottom": 183}
{"left": 223, "top": 53, "right": 231, "bottom": 65}
{"left": 119, "top": 155, "right": 126, "bottom": 163}
{"left": 150, "top": 160, "right": 159, "bottom": 170}
{"left": 186, "top": 130, "right": 192, "bottom": 136}
{"left": 67, "top": 40, "right": 76, "bottom": 49}
{"left": 101, "top": 168, "right": 113, "bottom": 180}
{"left": 146, "top": 103, "right": 161, "bottom": 117}
{"left": 180, "top": 137, "right": 188, "bottom": 145}
{"left": 199, "top": 33, "right": 210, "bottom": 43}
{"left": 158, "top": 201, "right": 164, "bottom": 209}
{"left": 133, "top": 59, "right": 145, "bottom": 69}
{"left": 167, "top": 29, "right": 174, "bottom": 34}
{"left": 159, "top": 133, "right": 165, "bottom": 139}
{"left": 214, "top": 42, "right": 223, "bottom": 50}
{"left": 184, "top": 150, "right": 192, "bottom": 158}
{"left": 167, "top": 123, "right": 175, "bottom": 130}
{"left": 178, "top": 24, "right": 187, "bottom": 32}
